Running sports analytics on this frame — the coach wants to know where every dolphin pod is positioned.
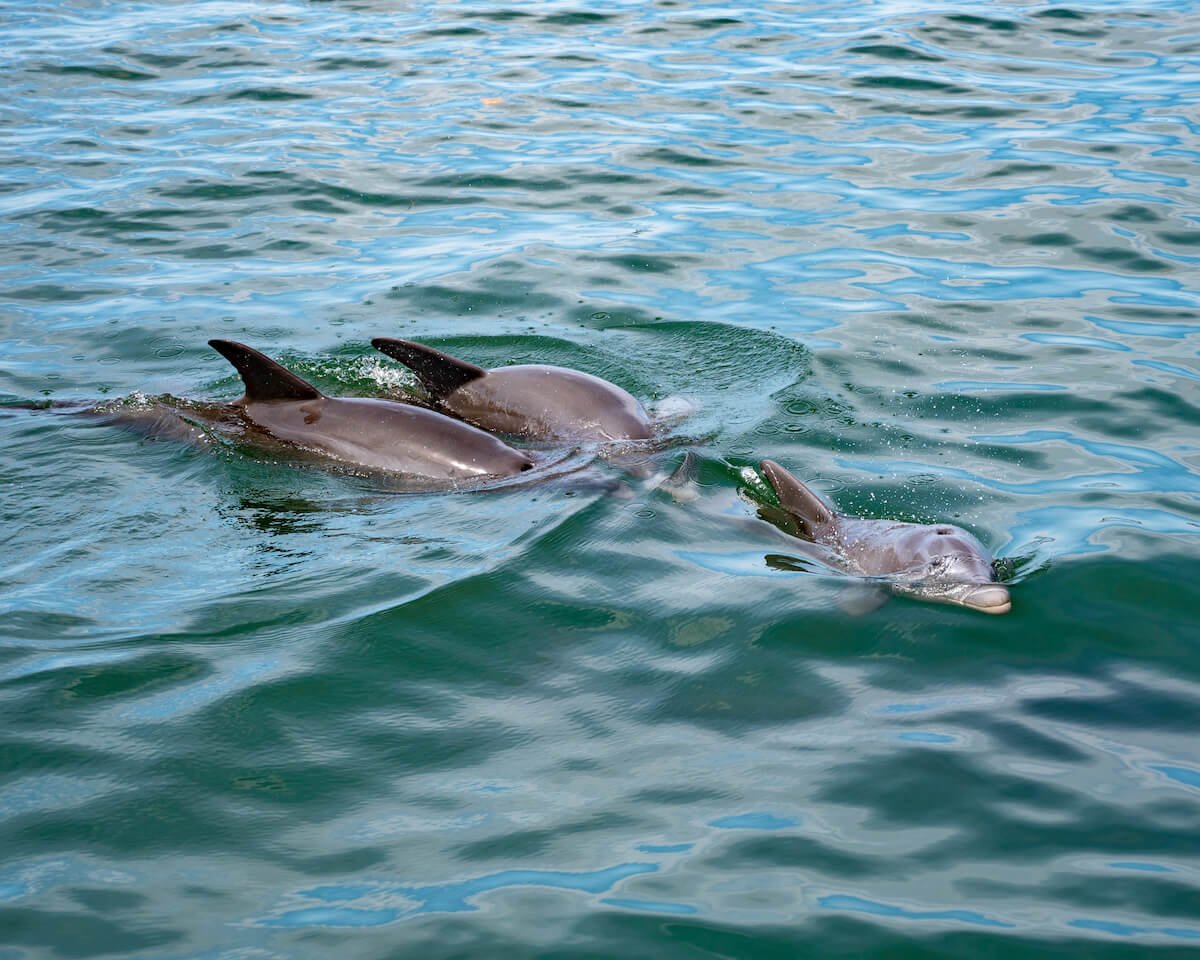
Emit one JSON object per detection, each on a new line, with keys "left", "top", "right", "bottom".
{"left": 758, "top": 459, "right": 1011, "bottom": 614}
{"left": 69, "top": 337, "right": 1010, "bottom": 613}
{"left": 208, "top": 340, "right": 533, "bottom": 483}
{"left": 371, "top": 337, "right": 654, "bottom": 442}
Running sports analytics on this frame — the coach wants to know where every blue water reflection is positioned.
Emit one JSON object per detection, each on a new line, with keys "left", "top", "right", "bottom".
{"left": 1068, "top": 918, "right": 1200, "bottom": 940}
{"left": 1087, "top": 316, "right": 1200, "bottom": 339}
{"left": 1150, "top": 764, "right": 1200, "bottom": 791}
{"left": 265, "top": 862, "right": 659, "bottom": 927}
{"left": 709, "top": 812, "right": 800, "bottom": 830}
{"left": 818, "top": 894, "right": 1016, "bottom": 929}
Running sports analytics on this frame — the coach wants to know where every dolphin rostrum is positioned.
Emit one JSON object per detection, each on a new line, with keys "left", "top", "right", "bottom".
{"left": 758, "top": 459, "right": 1011, "bottom": 614}
{"left": 209, "top": 340, "right": 534, "bottom": 483}
{"left": 371, "top": 337, "right": 654, "bottom": 442}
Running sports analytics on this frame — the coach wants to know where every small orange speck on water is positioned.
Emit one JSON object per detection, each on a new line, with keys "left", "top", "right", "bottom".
{"left": 481, "top": 97, "right": 503, "bottom": 105}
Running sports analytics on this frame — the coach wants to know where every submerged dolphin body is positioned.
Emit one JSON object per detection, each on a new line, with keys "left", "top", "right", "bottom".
{"left": 209, "top": 340, "right": 534, "bottom": 483}
{"left": 371, "top": 337, "right": 654, "bottom": 442}
{"left": 759, "top": 459, "right": 1011, "bottom": 614}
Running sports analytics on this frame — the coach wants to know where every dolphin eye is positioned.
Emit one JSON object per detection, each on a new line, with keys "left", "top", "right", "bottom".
{"left": 936, "top": 527, "right": 953, "bottom": 535}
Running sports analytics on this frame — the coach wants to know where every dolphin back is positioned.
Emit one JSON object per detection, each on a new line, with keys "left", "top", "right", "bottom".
{"left": 448, "top": 365, "right": 653, "bottom": 441}
{"left": 209, "top": 340, "right": 324, "bottom": 403}
{"left": 372, "top": 338, "right": 487, "bottom": 401}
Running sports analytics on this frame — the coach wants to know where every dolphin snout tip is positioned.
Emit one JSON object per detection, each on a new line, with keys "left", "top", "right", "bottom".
{"left": 963, "top": 584, "right": 1011, "bottom": 615}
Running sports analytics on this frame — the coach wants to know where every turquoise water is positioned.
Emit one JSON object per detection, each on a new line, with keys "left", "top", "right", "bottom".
{"left": 3, "top": 1, "right": 1200, "bottom": 957}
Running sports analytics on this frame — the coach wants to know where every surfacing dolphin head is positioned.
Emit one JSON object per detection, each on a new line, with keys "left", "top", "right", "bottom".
{"left": 759, "top": 460, "right": 1011, "bottom": 615}
{"left": 875, "top": 522, "right": 1012, "bottom": 614}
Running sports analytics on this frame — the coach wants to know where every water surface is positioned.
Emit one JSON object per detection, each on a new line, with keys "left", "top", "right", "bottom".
{"left": 3, "top": 2, "right": 1200, "bottom": 957}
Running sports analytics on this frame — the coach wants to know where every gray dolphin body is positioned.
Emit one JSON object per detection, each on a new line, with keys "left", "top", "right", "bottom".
{"left": 759, "top": 460, "right": 1011, "bottom": 614}
{"left": 371, "top": 337, "right": 654, "bottom": 442}
{"left": 209, "top": 340, "right": 534, "bottom": 483}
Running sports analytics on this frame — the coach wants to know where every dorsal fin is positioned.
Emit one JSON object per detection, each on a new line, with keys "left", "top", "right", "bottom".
{"left": 760, "top": 460, "right": 834, "bottom": 537}
{"left": 209, "top": 340, "right": 323, "bottom": 403}
{"left": 371, "top": 337, "right": 486, "bottom": 401}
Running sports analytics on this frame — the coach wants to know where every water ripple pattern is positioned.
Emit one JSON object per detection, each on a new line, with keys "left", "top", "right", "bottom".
{"left": 2, "top": 2, "right": 1199, "bottom": 958}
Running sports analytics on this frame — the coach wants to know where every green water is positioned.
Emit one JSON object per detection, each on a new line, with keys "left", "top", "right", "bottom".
{"left": 3, "top": 2, "right": 1200, "bottom": 957}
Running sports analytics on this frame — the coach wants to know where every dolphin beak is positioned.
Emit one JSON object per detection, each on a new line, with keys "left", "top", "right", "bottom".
{"left": 961, "top": 584, "right": 1011, "bottom": 615}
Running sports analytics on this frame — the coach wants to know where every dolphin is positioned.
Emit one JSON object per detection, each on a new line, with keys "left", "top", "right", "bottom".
{"left": 371, "top": 337, "right": 654, "bottom": 442}
{"left": 208, "top": 339, "right": 534, "bottom": 483}
{"left": 758, "top": 459, "right": 1011, "bottom": 614}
